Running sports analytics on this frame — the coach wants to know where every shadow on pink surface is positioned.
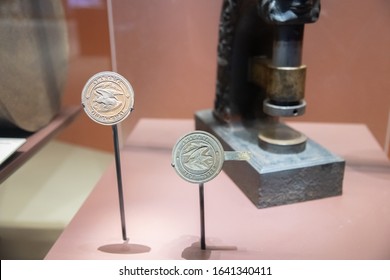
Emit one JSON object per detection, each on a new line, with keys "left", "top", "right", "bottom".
{"left": 98, "top": 241, "right": 151, "bottom": 255}
{"left": 182, "top": 242, "right": 237, "bottom": 260}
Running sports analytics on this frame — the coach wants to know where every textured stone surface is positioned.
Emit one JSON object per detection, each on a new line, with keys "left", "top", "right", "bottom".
{"left": 195, "top": 109, "right": 345, "bottom": 208}
{"left": 0, "top": 0, "right": 68, "bottom": 132}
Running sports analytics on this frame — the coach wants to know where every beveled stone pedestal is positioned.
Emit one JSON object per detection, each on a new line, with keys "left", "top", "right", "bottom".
{"left": 195, "top": 109, "right": 345, "bottom": 208}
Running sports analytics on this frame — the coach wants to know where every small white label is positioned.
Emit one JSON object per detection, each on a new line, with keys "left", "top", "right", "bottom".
{"left": 0, "top": 138, "right": 26, "bottom": 165}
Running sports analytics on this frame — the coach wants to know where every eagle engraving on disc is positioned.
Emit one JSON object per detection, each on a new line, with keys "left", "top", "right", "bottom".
{"left": 81, "top": 71, "right": 134, "bottom": 125}
{"left": 172, "top": 131, "right": 224, "bottom": 184}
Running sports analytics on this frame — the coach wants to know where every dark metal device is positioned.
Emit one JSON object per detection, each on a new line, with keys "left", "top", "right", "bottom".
{"left": 195, "top": 0, "right": 345, "bottom": 208}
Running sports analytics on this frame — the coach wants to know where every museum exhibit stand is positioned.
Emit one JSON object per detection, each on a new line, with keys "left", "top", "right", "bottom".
{"left": 45, "top": 0, "right": 390, "bottom": 260}
{"left": 45, "top": 118, "right": 390, "bottom": 260}
{"left": 1, "top": 0, "right": 389, "bottom": 261}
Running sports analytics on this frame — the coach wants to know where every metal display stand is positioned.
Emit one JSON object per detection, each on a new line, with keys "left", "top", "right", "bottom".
{"left": 81, "top": 71, "right": 134, "bottom": 242}
{"left": 112, "top": 124, "right": 128, "bottom": 241}
{"left": 198, "top": 183, "right": 206, "bottom": 250}
{"left": 44, "top": 119, "right": 390, "bottom": 260}
{"left": 171, "top": 130, "right": 250, "bottom": 250}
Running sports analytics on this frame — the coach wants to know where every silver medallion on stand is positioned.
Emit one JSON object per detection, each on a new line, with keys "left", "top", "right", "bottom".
{"left": 171, "top": 131, "right": 250, "bottom": 184}
{"left": 81, "top": 71, "right": 135, "bottom": 241}
{"left": 81, "top": 71, "right": 134, "bottom": 125}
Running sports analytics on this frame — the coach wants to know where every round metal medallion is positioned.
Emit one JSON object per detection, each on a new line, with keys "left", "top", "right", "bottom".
{"left": 172, "top": 131, "right": 225, "bottom": 184}
{"left": 81, "top": 71, "right": 134, "bottom": 125}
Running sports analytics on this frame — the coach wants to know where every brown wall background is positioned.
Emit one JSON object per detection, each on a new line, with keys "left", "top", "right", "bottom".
{"left": 58, "top": 0, "right": 390, "bottom": 157}
{"left": 57, "top": 0, "right": 113, "bottom": 151}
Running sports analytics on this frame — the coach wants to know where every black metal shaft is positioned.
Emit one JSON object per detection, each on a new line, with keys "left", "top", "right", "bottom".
{"left": 272, "top": 24, "right": 304, "bottom": 67}
{"left": 112, "top": 124, "right": 128, "bottom": 241}
{"left": 199, "top": 183, "right": 206, "bottom": 250}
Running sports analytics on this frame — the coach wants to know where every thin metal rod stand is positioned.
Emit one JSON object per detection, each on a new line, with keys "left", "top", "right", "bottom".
{"left": 112, "top": 124, "right": 128, "bottom": 241}
{"left": 199, "top": 183, "right": 206, "bottom": 250}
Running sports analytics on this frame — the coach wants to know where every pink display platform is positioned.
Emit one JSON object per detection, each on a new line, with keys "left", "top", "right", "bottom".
{"left": 45, "top": 119, "right": 390, "bottom": 260}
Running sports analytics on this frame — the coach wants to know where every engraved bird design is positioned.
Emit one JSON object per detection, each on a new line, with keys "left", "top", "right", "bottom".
{"left": 93, "top": 88, "right": 122, "bottom": 112}
{"left": 182, "top": 144, "right": 213, "bottom": 171}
